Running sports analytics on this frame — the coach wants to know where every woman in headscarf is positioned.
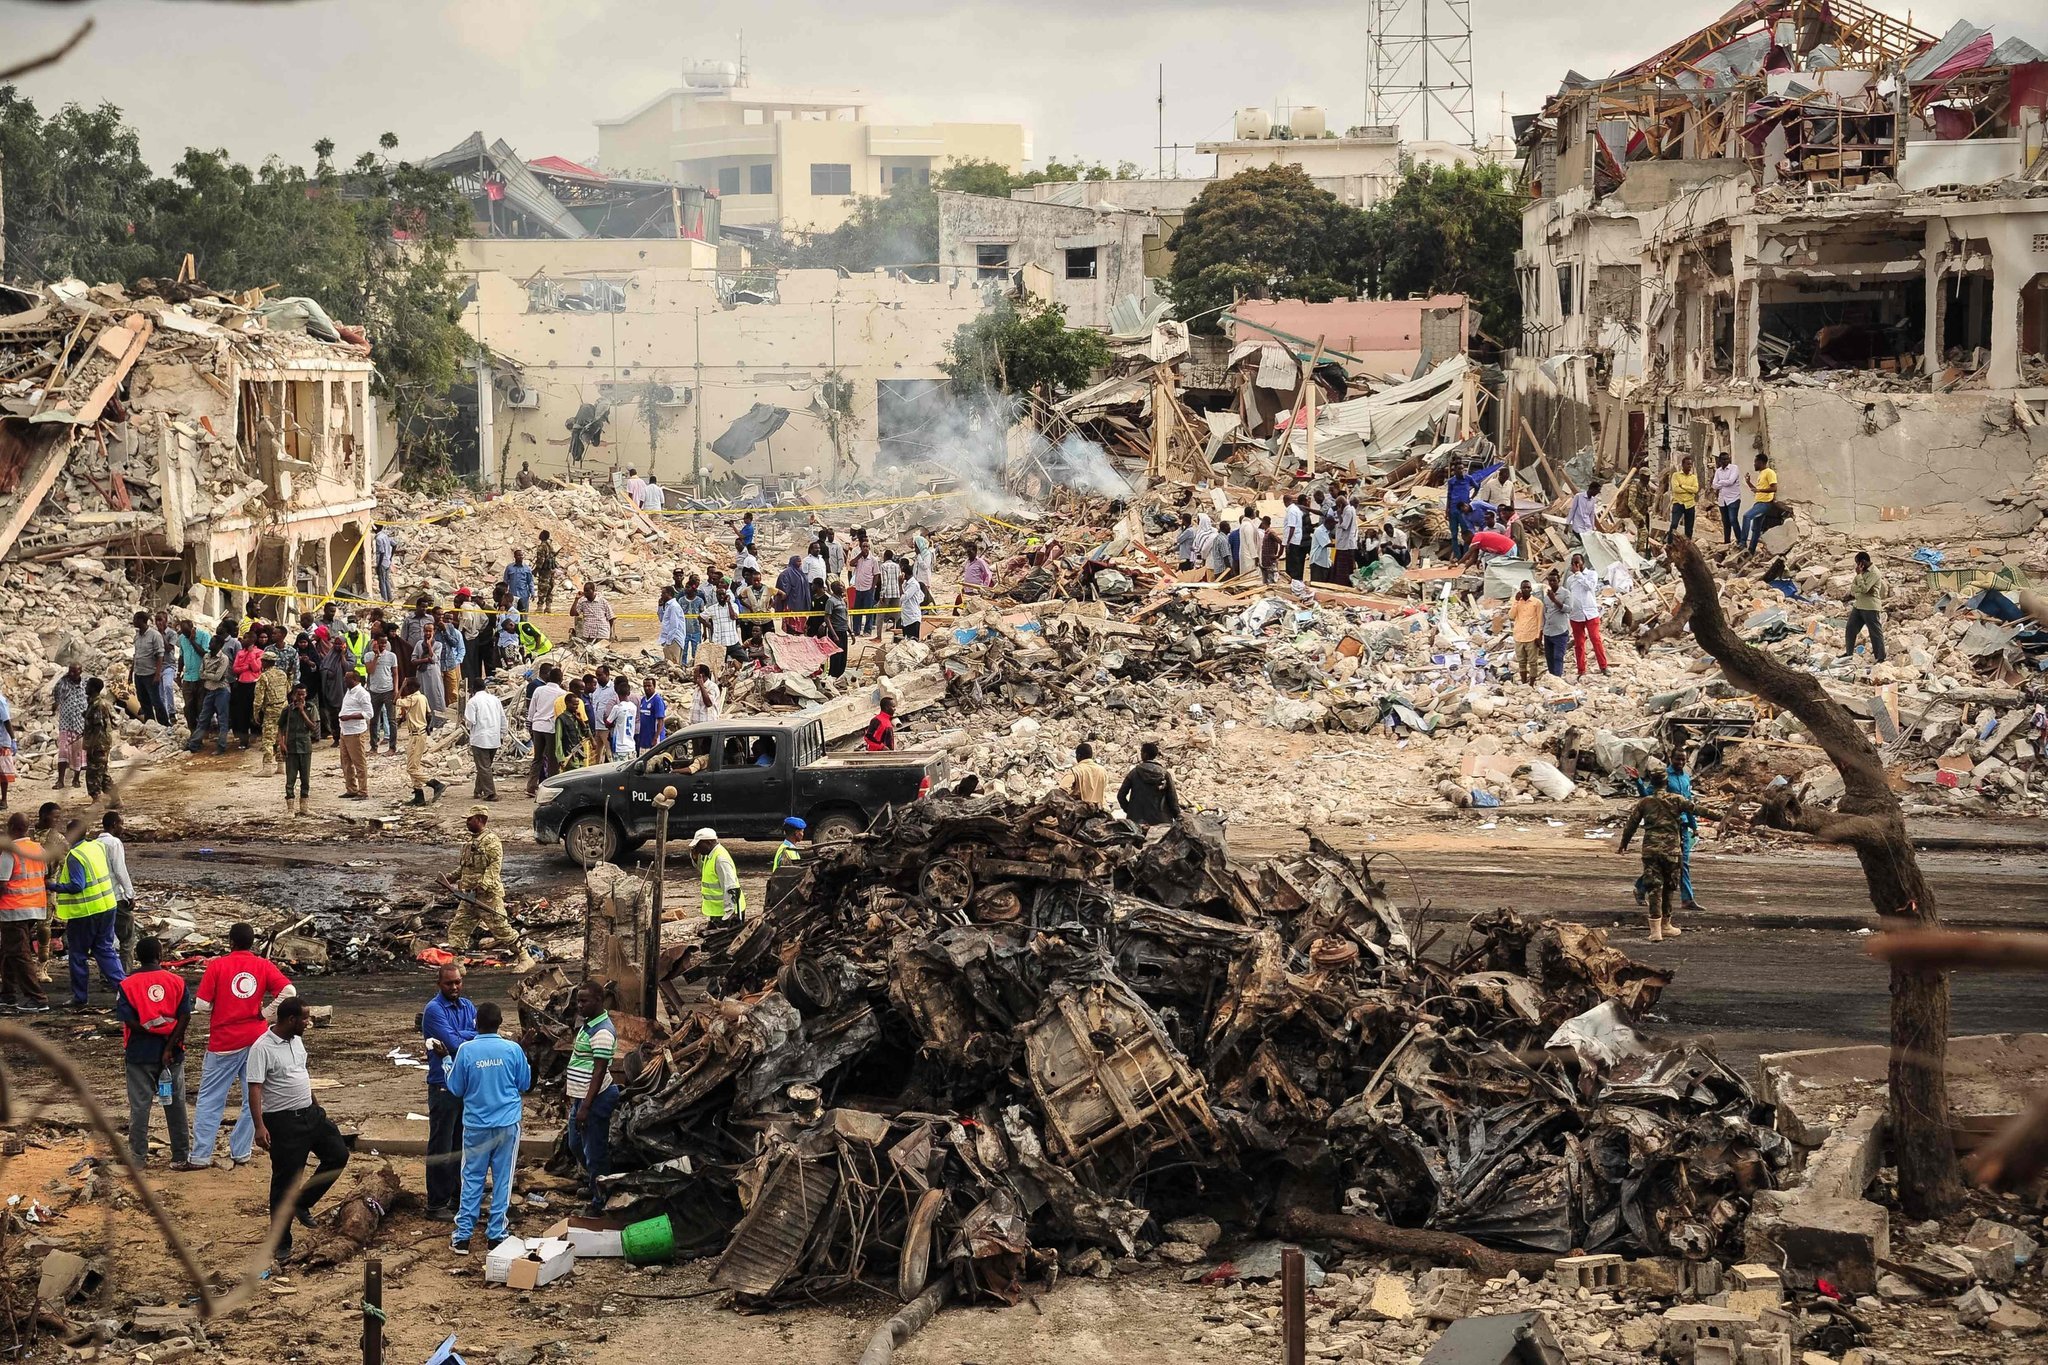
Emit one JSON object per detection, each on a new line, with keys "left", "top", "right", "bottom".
{"left": 776, "top": 556, "right": 812, "bottom": 636}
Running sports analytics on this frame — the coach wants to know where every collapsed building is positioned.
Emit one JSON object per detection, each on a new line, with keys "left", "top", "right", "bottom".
{"left": 1512, "top": 0, "right": 2048, "bottom": 537}
{"left": 0, "top": 280, "right": 381, "bottom": 618}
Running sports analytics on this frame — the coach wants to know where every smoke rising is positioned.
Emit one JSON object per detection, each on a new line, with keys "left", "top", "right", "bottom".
{"left": 886, "top": 388, "right": 1130, "bottom": 514}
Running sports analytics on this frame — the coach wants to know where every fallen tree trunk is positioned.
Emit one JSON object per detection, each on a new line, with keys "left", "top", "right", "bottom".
{"left": 1671, "top": 536, "right": 1962, "bottom": 1218}
{"left": 1270, "top": 1208, "right": 1557, "bottom": 1280}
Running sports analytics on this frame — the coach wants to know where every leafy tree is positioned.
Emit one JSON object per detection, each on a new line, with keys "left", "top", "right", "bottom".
{"left": 944, "top": 298, "right": 1109, "bottom": 400}
{"left": 937, "top": 156, "right": 1141, "bottom": 199}
{"left": 0, "top": 88, "right": 159, "bottom": 285}
{"left": 754, "top": 177, "right": 937, "bottom": 274}
{"left": 1360, "top": 161, "right": 1521, "bottom": 342}
{"left": 1165, "top": 165, "right": 1367, "bottom": 332}
{"left": 0, "top": 90, "right": 470, "bottom": 474}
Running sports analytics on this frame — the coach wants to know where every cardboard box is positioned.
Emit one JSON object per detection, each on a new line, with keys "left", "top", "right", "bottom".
{"left": 504, "top": 1237, "right": 575, "bottom": 1290}
{"left": 543, "top": 1215, "right": 625, "bottom": 1258}
{"left": 486, "top": 1236, "right": 575, "bottom": 1288}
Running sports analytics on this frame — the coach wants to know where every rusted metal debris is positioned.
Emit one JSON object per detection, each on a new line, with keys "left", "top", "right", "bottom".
{"left": 515, "top": 793, "right": 1788, "bottom": 1309}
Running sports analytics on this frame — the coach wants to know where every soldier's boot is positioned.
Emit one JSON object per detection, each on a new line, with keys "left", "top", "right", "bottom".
{"left": 1661, "top": 916, "right": 1682, "bottom": 937}
{"left": 1647, "top": 916, "right": 1665, "bottom": 943}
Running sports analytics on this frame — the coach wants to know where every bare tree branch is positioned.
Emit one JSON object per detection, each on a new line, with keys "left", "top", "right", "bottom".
{"left": 1669, "top": 534, "right": 1963, "bottom": 1218}
{"left": 0, "top": 17, "right": 91, "bottom": 81}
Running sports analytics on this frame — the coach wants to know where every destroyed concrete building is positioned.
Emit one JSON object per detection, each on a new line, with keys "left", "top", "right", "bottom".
{"left": 1511, "top": 0, "right": 2048, "bottom": 536}
{"left": 453, "top": 257, "right": 991, "bottom": 488}
{"left": 424, "top": 131, "right": 722, "bottom": 243}
{"left": 0, "top": 280, "right": 380, "bottom": 617}
{"left": 935, "top": 192, "right": 1165, "bottom": 332}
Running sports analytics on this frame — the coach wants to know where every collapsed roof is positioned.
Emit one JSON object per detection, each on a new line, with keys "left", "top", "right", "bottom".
{"left": 423, "top": 131, "right": 719, "bottom": 241}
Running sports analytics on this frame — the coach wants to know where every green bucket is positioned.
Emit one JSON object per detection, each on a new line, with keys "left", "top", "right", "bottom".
{"left": 621, "top": 1214, "right": 675, "bottom": 1265}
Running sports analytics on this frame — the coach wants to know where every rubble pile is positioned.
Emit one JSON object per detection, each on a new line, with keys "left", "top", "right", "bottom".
{"left": 516, "top": 796, "right": 1788, "bottom": 1309}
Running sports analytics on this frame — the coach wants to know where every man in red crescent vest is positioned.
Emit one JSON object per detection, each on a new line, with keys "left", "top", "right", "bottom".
{"left": 116, "top": 936, "right": 192, "bottom": 1166}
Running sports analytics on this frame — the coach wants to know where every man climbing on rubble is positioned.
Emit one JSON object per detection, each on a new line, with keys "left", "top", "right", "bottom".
{"left": 446, "top": 1000, "right": 529, "bottom": 1253}
{"left": 1843, "top": 551, "right": 1887, "bottom": 664}
{"left": 442, "top": 806, "right": 518, "bottom": 950}
{"left": 183, "top": 921, "right": 294, "bottom": 1168}
{"left": 1059, "top": 742, "right": 1110, "bottom": 808}
{"left": 691, "top": 828, "right": 744, "bottom": 925}
{"left": 1567, "top": 481, "right": 1604, "bottom": 542}
{"left": 1446, "top": 456, "right": 1504, "bottom": 556}
{"left": 249, "top": 996, "right": 349, "bottom": 1263}
{"left": 1117, "top": 741, "right": 1181, "bottom": 827}
{"left": 1618, "top": 766, "right": 1718, "bottom": 941}
{"left": 565, "top": 980, "right": 618, "bottom": 1216}
{"left": 420, "top": 962, "right": 475, "bottom": 1222}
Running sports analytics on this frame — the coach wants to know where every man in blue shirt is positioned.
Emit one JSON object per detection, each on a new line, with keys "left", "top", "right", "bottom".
{"left": 1445, "top": 456, "right": 1504, "bottom": 557}
{"left": 445, "top": 1001, "right": 530, "bottom": 1252}
{"left": 419, "top": 964, "right": 476, "bottom": 1221}
{"left": 502, "top": 552, "right": 535, "bottom": 613}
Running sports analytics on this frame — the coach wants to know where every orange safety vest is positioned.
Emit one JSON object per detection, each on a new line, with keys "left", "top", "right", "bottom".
{"left": 0, "top": 838, "right": 46, "bottom": 915}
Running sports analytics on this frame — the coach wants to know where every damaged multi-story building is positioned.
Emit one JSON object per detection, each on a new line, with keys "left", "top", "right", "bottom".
{"left": 1512, "top": 0, "right": 2048, "bottom": 536}
{"left": 0, "top": 281, "right": 380, "bottom": 620}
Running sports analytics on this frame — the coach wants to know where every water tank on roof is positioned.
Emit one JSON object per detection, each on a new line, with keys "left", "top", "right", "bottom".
{"left": 1235, "top": 108, "right": 1273, "bottom": 140}
{"left": 1290, "top": 106, "right": 1327, "bottom": 139}
{"left": 683, "top": 60, "right": 740, "bottom": 89}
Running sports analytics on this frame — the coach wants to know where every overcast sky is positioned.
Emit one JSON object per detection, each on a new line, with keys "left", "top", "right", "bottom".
{"left": 4, "top": 0, "right": 2042, "bottom": 179}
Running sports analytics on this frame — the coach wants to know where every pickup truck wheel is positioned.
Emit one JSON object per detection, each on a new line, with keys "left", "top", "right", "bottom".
{"left": 810, "top": 810, "right": 865, "bottom": 844}
{"left": 563, "top": 813, "right": 619, "bottom": 867}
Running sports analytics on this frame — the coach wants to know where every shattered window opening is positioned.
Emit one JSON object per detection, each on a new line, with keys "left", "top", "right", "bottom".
{"left": 1065, "top": 247, "right": 1099, "bottom": 282}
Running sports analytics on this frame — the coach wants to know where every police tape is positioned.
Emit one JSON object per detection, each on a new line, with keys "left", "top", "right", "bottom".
{"left": 195, "top": 578, "right": 967, "bottom": 624}
{"left": 641, "top": 491, "right": 961, "bottom": 517}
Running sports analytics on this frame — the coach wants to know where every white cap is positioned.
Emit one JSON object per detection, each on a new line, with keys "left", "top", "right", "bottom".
{"left": 692, "top": 827, "right": 718, "bottom": 844}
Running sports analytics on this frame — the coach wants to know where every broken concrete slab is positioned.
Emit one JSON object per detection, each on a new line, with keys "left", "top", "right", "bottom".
{"left": 1420, "top": 1311, "right": 1567, "bottom": 1365}
{"left": 1743, "top": 1191, "right": 1889, "bottom": 1295}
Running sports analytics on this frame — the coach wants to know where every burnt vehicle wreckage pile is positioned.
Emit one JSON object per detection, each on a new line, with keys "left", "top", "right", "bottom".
{"left": 516, "top": 792, "right": 1789, "bottom": 1310}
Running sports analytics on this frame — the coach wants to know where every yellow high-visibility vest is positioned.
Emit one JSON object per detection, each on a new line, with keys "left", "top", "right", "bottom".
{"left": 698, "top": 845, "right": 744, "bottom": 919}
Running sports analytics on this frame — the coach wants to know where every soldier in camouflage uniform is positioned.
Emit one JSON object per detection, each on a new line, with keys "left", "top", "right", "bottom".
{"left": 440, "top": 806, "right": 518, "bottom": 949}
{"left": 1617, "top": 768, "right": 1716, "bottom": 941}
{"left": 81, "top": 678, "right": 117, "bottom": 803}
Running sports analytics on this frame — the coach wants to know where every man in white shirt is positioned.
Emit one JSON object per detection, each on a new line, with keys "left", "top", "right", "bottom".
{"left": 247, "top": 998, "right": 349, "bottom": 1263}
{"left": 525, "top": 666, "right": 565, "bottom": 796}
{"left": 1282, "top": 496, "right": 1307, "bottom": 583}
{"left": 337, "top": 670, "right": 372, "bottom": 799}
{"left": 624, "top": 468, "right": 644, "bottom": 504}
{"left": 690, "top": 664, "right": 722, "bottom": 725}
{"left": 702, "top": 588, "right": 740, "bottom": 670}
{"left": 99, "top": 811, "right": 137, "bottom": 970}
{"left": 463, "top": 679, "right": 505, "bottom": 801}
{"left": 638, "top": 478, "right": 665, "bottom": 513}
{"left": 658, "top": 588, "right": 688, "bottom": 667}
{"left": 899, "top": 574, "right": 926, "bottom": 641}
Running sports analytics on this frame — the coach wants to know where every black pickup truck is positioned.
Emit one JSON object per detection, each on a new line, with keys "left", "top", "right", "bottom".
{"left": 532, "top": 716, "right": 948, "bottom": 866}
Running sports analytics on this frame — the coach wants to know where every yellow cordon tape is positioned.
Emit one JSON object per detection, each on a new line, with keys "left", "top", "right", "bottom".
{"left": 194, "top": 578, "right": 967, "bottom": 624}
{"left": 641, "top": 492, "right": 961, "bottom": 517}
